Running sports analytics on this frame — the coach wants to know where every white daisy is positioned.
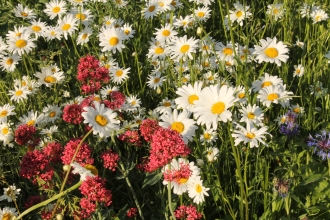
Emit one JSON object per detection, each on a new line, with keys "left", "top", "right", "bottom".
{"left": 0, "top": 122, "right": 14, "bottom": 147}
{"left": 70, "top": 8, "right": 93, "bottom": 26}
{"left": 168, "top": 35, "right": 199, "bottom": 62}
{"left": 0, "top": 54, "right": 21, "bottom": 72}
{"left": 200, "top": 129, "right": 218, "bottom": 143}
{"left": 124, "top": 95, "right": 141, "bottom": 112}
{"left": 82, "top": 101, "right": 120, "bottom": 138}
{"left": 18, "top": 111, "right": 45, "bottom": 126}
{"left": 289, "top": 104, "right": 305, "bottom": 115}
{"left": 0, "top": 184, "right": 21, "bottom": 202}
{"left": 99, "top": 26, "right": 126, "bottom": 53}
{"left": 8, "top": 85, "right": 31, "bottom": 103}
{"left": 142, "top": 0, "right": 160, "bottom": 19}
{"left": 251, "top": 72, "right": 283, "bottom": 92}
{"left": 310, "top": 9, "right": 328, "bottom": 24}
{"left": 147, "top": 71, "right": 166, "bottom": 90}
{"left": 7, "top": 32, "right": 35, "bottom": 56}
{"left": 45, "top": 25, "right": 62, "bottom": 41}
{"left": 76, "top": 26, "right": 92, "bottom": 46}
{"left": 266, "top": 3, "right": 285, "bottom": 21}
{"left": 194, "top": 6, "right": 211, "bottom": 22}
{"left": 293, "top": 64, "right": 304, "bottom": 77}
{"left": 239, "top": 104, "right": 264, "bottom": 126}
{"left": 0, "top": 104, "right": 16, "bottom": 123}
{"left": 29, "top": 19, "right": 47, "bottom": 39}
{"left": 232, "top": 122, "right": 270, "bottom": 148}
{"left": 175, "top": 81, "right": 203, "bottom": 111}
{"left": 253, "top": 37, "right": 289, "bottom": 66}
{"left": 154, "top": 24, "right": 178, "bottom": 43}
{"left": 193, "top": 84, "right": 238, "bottom": 129}
{"left": 0, "top": 207, "right": 18, "bottom": 220}
{"left": 228, "top": 2, "right": 252, "bottom": 26}
{"left": 187, "top": 176, "right": 210, "bottom": 204}
{"left": 43, "top": 0, "right": 67, "bottom": 20}
{"left": 257, "top": 84, "right": 293, "bottom": 108}
{"left": 110, "top": 66, "right": 130, "bottom": 84}
{"left": 34, "top": 67, "right": 65, "bottom": 87}
{"left": 205, "top": 147, "right": 219, "bottom": 162}
{"left": 70, "top": 162, "right": 95, "bottom": 181}
{"left": 14, "top": 4, "right": 36, "bottom": 20}
{"left": 155, "top": 98, "right": 175, "bottom": 115}
{"left": 121, "top": 23, "right": 135, "bottom": 39}
{"left": 159, "top": 109, "right": 198, "bottom": 143}
{"left": 56, "top": 14, "right": 78, "bottom": 40}
{"left": 43, "top": 105, "right": 62, "bottom": 123}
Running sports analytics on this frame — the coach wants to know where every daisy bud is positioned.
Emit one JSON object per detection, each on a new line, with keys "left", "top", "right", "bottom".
{"left": 132, "top": 52, "right": 136, "bottom": 57}
{"left": 56, "top": 214, "right": 64, "bottom": 220}
{"left": 63, "top": 164, "right": 70, "bottom": 172}
{"left": 156, "top": 86, "right": 162, "bottom": 94}
{"left": 196, "top": 159, "right": 204, "bottom": 167}
{"left": 197, "top": 27, "right": 202, "bottom": 35}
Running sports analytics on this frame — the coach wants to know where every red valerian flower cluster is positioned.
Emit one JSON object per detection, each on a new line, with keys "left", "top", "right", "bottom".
{"left": 62, "top": 103, "right": 84, "bottom": 124}
{"left": 103, "top": 91, "right": 126, "bottom": 110}
{"left": 100, "top": 149, "right": 119, "bottom": 172}
{"left": 61, "top": 138, "right": 94, "bottom": 166}
{"left": 126, "top": 207, "right": 138, "bottom": 218}
{"left": 118, "top": 130, "right": 142, "bottom": 147}
{"left": 14, "top": 124, "right": 40, "bottom": 148}
{"left": 77, "top": 55, "right": 110, "bottom": 94}
{"left": 139, "top": 119, "right": 160, "bottom": 142}
{"left": 145, "top": 126, "right": 191, "bottom": 172}
{"left": 78, "top": 176, "right": 112, "bottom": 219}
{"left": 174, "top": 205, "right": 202, "bottom": 220}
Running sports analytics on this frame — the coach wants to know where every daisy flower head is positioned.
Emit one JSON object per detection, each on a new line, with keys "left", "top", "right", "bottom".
{"left": 82, "top": 101, "right": 120, "bottom": 138}
{"left": 189, "top": 0, "right": 214, "bottom": 7}
{"left": 235, "top": 85, "right": 248, "bottom": 104}
{"left": 8, "top": 85, "right": 31, "bottom": 103}
{"left": 239, "top": 104, "right": 264, "bottom": 126}
{"left": 124, "top": 95, "right": 141, "bottom": 112}
{"left": 0, "top": 184, "right": 21, "bottom": 202}
{"left": 299, "top": 3, "right": 320, "bottom": 18}
{"left": 251, "top": 72, "right": 283, "bottom": 93}
{"left": 6, "top": 26, "right": 30, "bottom": 41}
{"left": 193, "top": 84, "right": 238, "bottom": 130}
{"left": 200, "top": 128, "right": 218, "bottom": 143}
{"left": 194, "top": 6, "right": 211, "bottom": 22}
{"left": 43, "top": 105, "right": 62, "bottom": 123}
{"left": 70, "top": 8, "right": 94, "bottom": 26}
{"left": 121, "top": 23, "right": 135, "bottom": 40}
{"left": 228, "top": 1, "right": 252, "bottom": 26}
{"left": 159, "top": 109, "right": 198, "bottom": 143}
{"left": 43, "top": 0, "right": 67, "bottom": 20}
{"left": 99, "top": 26, "right": 126, "bottom": 53}
{"left": 157, "top": 0, "right": 172, "bottom": 13}
{"left": 112, "top": 0, "right": 129, "bottom": 8}
{"left": 8, "top": 32, "right": 35, "bottom": 56}
{"left": 70, "top": 162, "right": 95, "bottom": 181}
{"left": 173, "top": 15, "right": 194, "bottom": 31}
{"left": 0, "top": 207, "right": 18, "bottom": 220}
{"left": 147, "top": 71, "right": 166, "bottom": 90}
{"left": 257, "top": 84, "right": 293, "bottom": 108}
{"left": 142, "top": 0, "right": 160, "bottom": 19}
{"left": 56, "top": 13, "right": 78, "bottom": 40}
{"left": 155, "top": 98, "right": 175, "bottom": 115}
{"left": 68, "top": 0, "right": 88, "bottom": 6}
{"left": 0, "top": 122, "right": 14, "bottom": 148}
{"left": 0, "top": 104, "right": 16, "bottom": 123}
{"left": 293, "top": 64, "right": 304, "bottom": 77}
{"left": 18, "top": 111, "right": 45, "bottom": 127}
{"left": 77, "top": 26, "right": 92, "bottom": 46}
{"left": 34, "top": 67, "right": 65, "bottom": 87}
{"left": 175, "top": 81, "right": 203, "bottom": 111}
{"left": 203, "top": 71, "right": 218, "bottom": 84}
{"left": 162, "top": 158, "right": 200, "bottom": 195}
{"left": 187, "top": 176, "right": 209, "bottom": 204}
{"left": 205, "top": 147, "right": 219, "bottom": 162}
{"left": 216, "top": 42, "right": 237, "bottom": 61}
{"left": 45, "top": 25, "right": 62, "bottom": 41}
{"left": 29, "top": 19, "right": 47, "bottom": 39}
{"left": 0, "top": 54, "right": 21, "bottom": 72}
{"left": 147, "top": 42, "right": 169, "bottom": 60}
{"left": 310, "top": 9, "right": 328, "bottom": 24}
{"left": 168, "top": 35, "right": 199, "bottom": 62}
{"left": 253, "top": 37, "right": 289, "bottom": 66}
{"left": 266, "top": 3, "right": 285, "bottom": 21}
{"left": 232, "top": 122, "right": 270, "bottom": 148}
{"left": 110, "top": 66, "right": 130, "bottom": 84}
{"left": 14, "top": 4, "right": 36, "bottom": 20}
{"left": 294, "top": 39, "right": 304, "bottom": 49}
{"left": 154, "top": 24, "right": 178, "bottom": 43}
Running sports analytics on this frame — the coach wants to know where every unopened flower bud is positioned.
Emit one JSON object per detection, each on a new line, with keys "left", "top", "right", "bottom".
{"left": 196, "top": 159, "right": 204, "bottom": 167}
{"left": 197, "top": 27, "right": 202, "bottom": 35}
{"left": 156, "top": 87, "right": 162, "bottom": 94}
{"left": 56, "top": 214, "right": 64, "bottom": 220}
{"left": 132, "top": 52, "right": 136, "bottom": 57}
{"left": 63, "top": 164, "right": 70, "bottom": 172}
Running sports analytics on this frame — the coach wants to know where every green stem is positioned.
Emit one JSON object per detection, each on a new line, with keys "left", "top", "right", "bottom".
{"left": 16, "top": 181, "right": 82, "bottom": 220}
{"left": 167, "top": 181, "right": 176, "bottom": 220}
{"left": 125, "top": 175, "right": 145, "bottom": 220}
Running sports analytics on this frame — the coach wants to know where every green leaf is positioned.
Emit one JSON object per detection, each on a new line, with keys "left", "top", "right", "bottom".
{"left": 142, "top": 171, "right": 162, "bottom": 188}
{"left": 298, "top": 174, "right": 324, "bottom": 186}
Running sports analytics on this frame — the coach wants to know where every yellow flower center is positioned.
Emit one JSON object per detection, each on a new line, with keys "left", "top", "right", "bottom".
{"left": 76, "top": 13, "right": 86, "bottom": 20}
{"left": 21, "top": 12, "right": 28, "bottom": 17}
{"left": 171, "top": 122, "right": 184, "bottom": 133}
{"left": 315, "top": 16, "right": 321, "bottom": 21}
{"left": 27, "top": 120, "right": 35, "bottom": 126}
{"left": 211, "top": 102, "right": 225, "bottom": 114}
{"left": 52, "top": 6, "right": 60, "bottom": 13}
{"left": 2, "top": 127, "right": 9, "bottom": 135}
{"left": 208, "top": 76, "right": 214, "bottom": 81}
{"left": 148, "top": 5, "right": 155, "bottom": 12}
{"left": 6, "top": 58, "right": 13, "bottom": 65}
{"left": 32, "top": 25, "right": 41, "bottom": 32}
{"left": 162, "top": 30, "right": 170, "bottom": 36}
{"left": 204, "top": 133, "right": 211, "bottom": 140}
{"left": 105, "top": 21, "right": 111, "bottom": 25}
{"left": 15, "top": 90, "right": 23, "bottom": 96}
{"left": 116, "top": 70, "right": 123, "bottom": 77}
{"left": 295, "top": 69, "right": 300, "bottom": 74}
{"left": 178, "top": 178, "right": 188, "bottom": 184}
{"left": 273, "top": 8, "right": 279, "bottom": 15}
{"left": 223, "top": 47, "right": 233, "bottom": 55}
{"left": 84, "top": 164, "right": 99, "bottom": 175}
{"left": 0, "top": 110, "right": 8, "bottom": 117}
{"left": 124, "top": 30, "right": 130, "bottom": 35}
{"left": 180, "top": 45, "right": 190, "bottom": 53}
{"left": 195, "top": 184, "right": 202, "bottom": 193}
{"left": 158, "top": 2, "right": 164, "bottom": 7}
{"left": 104, "top": 64, "right": 110, "bottom": 69}
{"left": 202, "top": 62, "right": 209, "bottom": 67}
{"left": 155, "top": 47, "right": 164, "bottom": 54}
{"left": 163, "top": 102, "right": 171, "bottom": 107}
{"left": 95, "top": 115, "right": 107, "bottom": 126}
{"left": 197, "top": 12, "right": 205, "bottom": 18}
{"left": 267, "top": 93, "right": 279, "bottom": 101}
{"left": 202, "top": 45, "right": 209, "bottom": 50}
{"left": 49, "top": 111, "right": 56, "bottom": 118}
{"left": 109, "top": 37, "right": 119, "bottom": 46}
{"left": 62, "top": 24, "right": 71, "bottom": 31}
{"left": 182, "top": 21, "right": 187, "bottom": 25}
{"left": 171, "top": 1, "right": 176, "bottom": 6}
{"left": 261, "top": 81, "right": 272, "bottom": 88}
{"left": 44, "top": 76, "right": 57, "bottom": 83}
{"left": 15, "top": 39, "right": 27, "bottom": 48}
{"left": 264, "top": 47, "right": 279, "bottom": 58}
{"left": 154, "top": 78, "right": 160, "bottom": 83}
{"left": 247, "top": 112, "right": 255, "bottom": 119}
{"left": 293, "top": 107, "right": 300, "bottom": 113}
{"left": 82, "top": 33, "right": 88, "bottom": 39}
{"left": 16, "top": 32, "right": 22, "bottom": 37}
{"left": 51, "top": 31, "right": 57, "bottom": 36}
{"left": 188, "top": 94, "right": 199, "bottom": 104}
{"left": 93, "top": 96, "right": 101, "bottom": 102}
{"left": 2, "top": 213, "right": 12, "bottom": 220}
{"left": 246, "top": 132, "right": 255, "bottom": 139}
{"left": 236, "top": 11, "right": 243, "bottom": 17}
{"left": 280, "top": 117, "right": 286, "bottom": 123}
{"left": 238, "top": 93, "right": 245, "bottom": 99}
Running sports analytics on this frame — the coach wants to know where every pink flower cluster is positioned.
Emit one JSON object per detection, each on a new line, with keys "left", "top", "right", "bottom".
{"left": 101, "top": 149, "right": 119, "bottom": 172}
{"left": 77, "top": 55, "right": 110, "bottom": 94}
{"left": 163, "top": 163, "right": 192, "bottom": 183}
{"left": 78, "top": 176, "right": 112, "bottom": 219}
{"left": 118, "top": 130, "right": 142, "bottom": 147}
{"left": 103, "top": 91, "right": 126, "bottom": 110}
{"left": 14, "top": 124, "right": 40, "bottom": 148}
{"left": 139, "top": 119, "right": 160, "bottom": 142}
{"left": 145, "top": 127, "right": 191, "bottom": 172}
{"left": 61, "top": 138, "right": 94, "bottom": 166}
{"left": 126, "top": 207, "right": 138, "bottom": 218}
{"left": 174, "top": 205, "right": 202, "bottom": 220}
{"left": 62, "top": 104, "right": 84, "bottom": 124}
